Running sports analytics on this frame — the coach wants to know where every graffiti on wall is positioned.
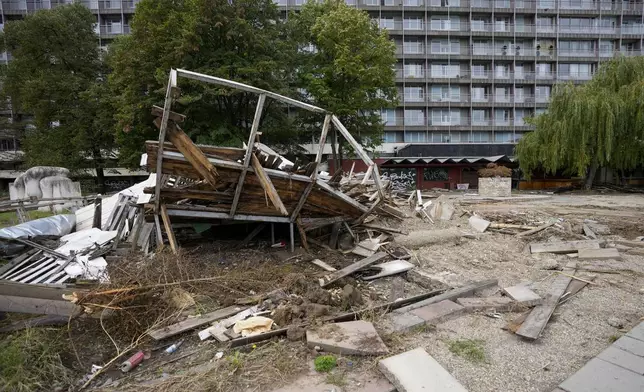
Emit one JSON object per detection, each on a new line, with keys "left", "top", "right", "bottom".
{"left": 423, "top": 168, "right": 449, "bottom": 182}
{"left": 381, "top": 167, "right": 417, "bottom": 191}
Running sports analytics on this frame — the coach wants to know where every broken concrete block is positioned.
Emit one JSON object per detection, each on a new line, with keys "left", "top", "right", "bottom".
{"left": 385, "top": 312, "right": 426, "bottom": 333}
{"left": 410, "top": 300, "right": 465, "bottom": 325}
{"left": 379, "top": 348, "right": 468, "bottom": 392}
{"left": 502, "top": 285, "right": 543, "bottom": 307}
{"left": 468, "top": 215, "right": 490, "bottom": 233}
{"left": 306, "top": 320, "right": 389, "bottom": 356}
{"left": 456, "top": 297, "right": 516, "bottom": 312}
{"left": 429, "top": 196, "right": 455, "bottom": 221}
{"left": 577, "top": 247, "right": 621, "bottom": 260}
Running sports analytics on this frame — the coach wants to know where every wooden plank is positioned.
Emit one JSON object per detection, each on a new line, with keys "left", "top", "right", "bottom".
{"left": 377, "top": 204, "right": 408, "bottom": 220}
{"left": 176, "top": 69, "right": 326, "bottom": 113}
{"left": 329, "top": 222, "right": 341, "bottom": 249}
{"left": 295, "top": 218, "right": 309, "bottom": 251}
{"left": 316, "top": 179, "right": 368, "bottom": 213}
{"left": 516, "top": 262, "right": 576, "bottom": 340}
{"left": 320, "top": 252, "right": 388, "bottom": 287}
{"left": 614, "top": 240, "right": 644, "bottom": 248}
{"left": 13, "top": 239, "right": 67, "bottom": 260}
{"left": 310, "top": 259, "right": 337, "bottom": 272}
{"left": 578, "top": 248, "right": 621, "bottom": 260}
{"left": 148, "top": 305, "right": 247, "bottom": 340}
{"left": 154, "top": 69, "right": 178, "bottom": 213}
{"left": 530, "top": 240, "right": 601, "bottom": 254}
{"left": 160, "top": 204, "right": 178, "bottom": 254}
{"left": 516, "top": 221, "right": 555, "bottom": 237}
{"left": 582, "top": 224, "right": 597, "bottom": 239}
{"left": 160, "top": 120, "right": 219, "bottom": 188}
{"left": 154, "top": 214, "right": 164, "bottom": 247}
{"left": 151, "top": 105, "right": 186, "bottom": 123}
{"left": 164, "top": 206, "right": 291, "bottom": 223}
{"left": 0, "top": 295, "right": 80, "bottom": 316}
{"left": 230, "top": 94, "right": 266, "bottom": 217}
{"left": 393, "top": 279, "right": 499, "bottom": 314}
{"left": 251, "top": 153, "right": 288, "bottom": 215}
{"left": 0, "top": 280, "right": 78, "bottom": 300}
{"left": 0, "top": 250, "right": 40, "bottom": 278}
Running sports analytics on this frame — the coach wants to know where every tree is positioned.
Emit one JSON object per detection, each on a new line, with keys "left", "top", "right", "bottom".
{"left": 516, "top": 56, "right": 644, "bottom": 189}
{"left": 109, "top": 0, "right": 299, "bottom": 167}
{"left": 288, "top": 0, "right": 398, "bottom": 170}
{"left": 0, "top": 4, "right": 116, "bottom": 192}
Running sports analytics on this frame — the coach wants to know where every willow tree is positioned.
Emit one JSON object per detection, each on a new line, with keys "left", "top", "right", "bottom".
{"left": 516, "top": 56, "right": 644, "bottom": 189}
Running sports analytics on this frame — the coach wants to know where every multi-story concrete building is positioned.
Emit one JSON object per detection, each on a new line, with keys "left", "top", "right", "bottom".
{"left": 280, "top": 0, "right": 644, "bottom": 159}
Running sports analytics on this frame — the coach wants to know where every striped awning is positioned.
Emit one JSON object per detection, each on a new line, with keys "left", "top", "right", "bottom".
{"left": 381, "top": 155, "right": 515, "bottom": 165}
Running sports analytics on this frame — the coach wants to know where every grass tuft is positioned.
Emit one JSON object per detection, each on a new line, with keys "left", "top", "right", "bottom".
{"left": 325, "top": 371, "right": 347, "bottom": 386}
{"left": 314, "top": 355, "right": 337, "bottom": 373}
{"left": 446, "top": 338, "right": 486, "bottom": 363}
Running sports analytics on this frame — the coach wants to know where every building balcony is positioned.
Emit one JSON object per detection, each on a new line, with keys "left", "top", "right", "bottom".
{"left": 98, "top": 24, "right": 131, "bottom": 38}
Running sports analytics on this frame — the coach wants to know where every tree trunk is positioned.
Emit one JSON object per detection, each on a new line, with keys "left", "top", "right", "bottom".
{"left": 92, "top": 147, "right": 106, "bottom": 194}
{"left": 584, "top": 158, "right": 599, "bottom": 190}
{"left": 96, "top": 166, "right": 106, "bottom": 194}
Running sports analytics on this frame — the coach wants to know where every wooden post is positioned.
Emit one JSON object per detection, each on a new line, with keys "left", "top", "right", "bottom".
{"left": 160, "top": 204, "right": 178, "bottom": 254}
{"left": 296, "top": 218, "right": 309, "bottom": 251}
{"left": 154, "top": 69, "right": 178, "bottom": 215}
{"left": 230, "top": 94, "right": 266, "bottom": 217}
{"left": 290, "top": 114, "right": 332, "bottom": 222}
{"left": 289, "top": 222, "right": 295, "bottom": 252}
{"left": 271, "top": 223, "right": 275, "bottom": 244}
{"left": 154, "top": 214, "right": 163, "bottom": 247}
{"left": 250, "top": 153, "right": 288, "bottom": 215}
{"left": 92, "top": 197, "right": 102, "bottom": 229}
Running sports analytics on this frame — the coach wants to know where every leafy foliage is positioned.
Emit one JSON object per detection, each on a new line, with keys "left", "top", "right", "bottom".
{"left": 0, "top": 4, "right": 116, "bottom": 188}
{"left": 516, "top": 56, "right": 644, "bottom": 186}
{"left": 314, "top": 354, "right": 337, "bottom": 372}
{"left": 288, "top": 0, "right": 397, "bottom": 161}
{"left": 108, "top": 0, "right": 299, "bottom": 167}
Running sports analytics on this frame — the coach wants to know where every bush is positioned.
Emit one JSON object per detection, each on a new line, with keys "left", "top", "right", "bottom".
{"left": 478, "top": 163, "right": 512, "bottom": 178}
{"left": 314, "top": 355, "right": 337, "bottom": 372}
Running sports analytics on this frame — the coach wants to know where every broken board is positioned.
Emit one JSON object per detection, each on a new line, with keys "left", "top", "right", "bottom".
{"left": 320, "top": 252, "right": 387, "bottom": 287}
{"left": 530, "top": 240, "right": 601, "bottom": 254}
{"left": 149, "top": 305, "right": 246, "bottom": 340}
{"left": 577, "top": 248, "right": 621, "bottom": 260}
{"left": 516, "top": 262, "right": 576, "bottom": 340}
{"left": 502, "top": 284, "right": 542, "bottom": 307}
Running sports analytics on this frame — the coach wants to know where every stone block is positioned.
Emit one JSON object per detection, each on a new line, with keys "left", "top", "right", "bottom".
{"left": 559, "top": 357, "right": 644, "bottom": 392}
{"left": 379, "top": 348, "right": 468, "bottom": 392}
{"left": 468, "top": 215, "right": 490, "bottom": 233}
{"left": 626, "top": 322, "right": 644, "bottom": 343}
{"left": 478, "top": 177, "right": 511, "bottom": 197}
{"left": 456, "top": 297, "right": 516, "bottom": 312}
{"left": 306, "top": 320, "right": 389, "bottom": 356}
{"left": 410, "top": 300, "right": 465, "bottom": 325}
{"left": 614, "top": 336, "right": 644, "bottom": 357}
{"left": 502, "top": 285, "right": 543, "bottom": 306}
{"left": 597, "top": 345, "right": 644, "bottom": 375}
{"left": 386, "top": 312, "right": 426, "bottom": 333}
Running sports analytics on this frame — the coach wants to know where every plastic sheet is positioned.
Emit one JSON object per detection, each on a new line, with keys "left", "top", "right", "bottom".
{"left": 0, "top": 214, "right": 76, "bottom": 240}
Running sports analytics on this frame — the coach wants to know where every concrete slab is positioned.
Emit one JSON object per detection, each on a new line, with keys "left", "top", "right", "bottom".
{"left": 502, "top": 284, "right": 543, "bottom": 306}
{"left": 614, "top": 336, "right": 644, "bottom": 358}
{"left": 362, "top": 260, "right": 415, "bottom": 281}
{"left": 456, "top": 296, "right": 516, "bottom": 312}
{"left": 411, "top": 300, "right": 466, "bottom": 325}
{"left": 386, "top": 312, "right": 426, "bottom": 333}
{"left": 306, "top": 320, "right": 389, "bottom": 356}
{"left": 597, "top": 345, "right": 644, "bottom": 375}
{"left": 559, "top": 357, "right": 644, "bottom": 392}
{"left": 627, "top": 322, "right": 644, "bottom": 343}
{"left": 379, "top": 348, "right": 468, "bottom": 392}
{"left": 578, "top": 248, "right": 621, "bottom": 260}
{"left": 468, "top": 215, "right": 490, "bottom": 233}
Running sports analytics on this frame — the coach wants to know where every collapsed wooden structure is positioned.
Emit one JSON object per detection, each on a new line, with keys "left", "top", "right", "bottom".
{"left": 147, "top": 69, "right": 385, "bottom": 252}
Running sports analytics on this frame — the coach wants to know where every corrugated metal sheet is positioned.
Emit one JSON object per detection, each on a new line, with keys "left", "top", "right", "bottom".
{"left": 382, "top": 155, "right": 515, "bottom": 165}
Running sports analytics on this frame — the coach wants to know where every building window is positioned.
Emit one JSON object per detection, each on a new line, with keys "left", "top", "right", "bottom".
{"left": 472, "top": 109, "right": 488, "bottom": 125}
{"left": 471, "top": 19, "right": 486, "bottom": 32}
{"left": 430, "top": 0, "right": 461, "bottom": 6}
{"left": 494, "top": 132, "right": 513, "bottom": 142}
{"left": 403, "top": 40, "right": 424, "bottom": 54}
{"left": 423, "top": 167, "right": 449, "bottom": 181}
{"left": 384, "top": 131, "right": 403, "bottom": 142}
{"left": 471, "top": 87, "right": 486, "bottom": 102}
{"left": 431, "top": 85, "right": 460, "bottom": 102}
{"left": 404, "top": 87, "right": 424, "bottom": 102}
{"left": 380, "top": 18, "right": 395, "bottom": 29}
{"left": 431, "top": 17, "right": 460, "bottom": 31}
{"left": 471, "top": 65, "right": 487, "bottom": 78}
{"left": 405, "top": 131, "right": 427, "bottom": 142}
{"left": 460, "top": 131, "right": 471, "bottom": 142}
{"left": 432, "top": 109, "right": 460, "bottom": 125}
{"left": 431, "top": 40, "right": 460, "bottom": 54}
{"left": 471, "top": 131, "right": 491, "bottom": 142}
{"left": 536, "top": 86, "right": 551, "bottom": 102}
{"left": 404, "top": 63, "right": 424, "bottom": 78}
{"left": 404, "top": 0, "right": 422, "bottom": 5}
{"left": 495, "top": 109, "right": 510, "bottom": 125}
{"left": 514, "top": 109, "right": 526, "bottom": 125}
{"left": 404, "top": 109, "right": 426, "bottom": 125}
{"left": 431, "top": 64, "right": 460, "bottom": 78}
{"left": 381, "top": 109, "right": 397, "bottom": 125}
{"left": 404, "top": 18, "right": 423, "bottom": 30}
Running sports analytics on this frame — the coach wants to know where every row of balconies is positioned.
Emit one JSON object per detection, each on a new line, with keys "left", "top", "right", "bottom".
{"left": 95, "top": 23, "right": 130, "bottom": 36}
{"left": 0, "top": 0, "right": 139, "bottom": 12}
{"left": 382, "top": 21, "right": 644, "bottom": 35}
{"left": 401, "top": 93, "right": 550, "bottom": 103}
{"left": 396, "top": 69, "right": 594, "bottom": 80}
{"left": 397, "top": 46, "right": 642, "bottom": 57}
{"left": 384, "top": 115, "right": 533, "bottom": 126}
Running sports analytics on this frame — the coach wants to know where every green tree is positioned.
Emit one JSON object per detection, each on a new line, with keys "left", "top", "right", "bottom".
{"left": 109, "top": 0, "right": 299, "bottom": 167}
{"left": 516, "top": 56, "right": 644, "bottom": 189}
{"left": 288, "top": 0, "right": 398, "bottom": 170}
{"left": 0, "top": 4, "right": 115, "bottom": 192}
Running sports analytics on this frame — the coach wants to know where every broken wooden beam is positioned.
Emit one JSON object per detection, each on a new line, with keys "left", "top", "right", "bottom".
{"left": 152, "top": 105, "right": 186, "bottom": 123}
{"left": 160, "top": 204, "right": 178, "bottom": 253}
{"left": 516, "top": 221, "right": 555, "bottom": 237}
{"left": 393, "top": 279, "right": 498, "bottom": 314}
{"left": 530, "top": 240, "right": 601, "bottom": 254}
{"left": 148, "top": 305, "right": 247, "bottom": 340}
{"left": 320, "top": 252, "right": 388, "bottom": 287}
{"left": 250, "top": 153, "right": 288, "bottom": 216}
{"left": 577, "top": 248, "right": 621, "bottom": 260}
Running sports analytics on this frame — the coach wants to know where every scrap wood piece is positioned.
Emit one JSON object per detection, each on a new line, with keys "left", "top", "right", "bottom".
{"left": 320, "top": 252, "right": 388, "bottom": 287}
{"left": 0, "top": 314, "right": 68, "bottom": 333}
{"left": 151, "top": 105, "right": 186, "bottom": 123}
{"left": 490, "top": 223, "right": 538, "bottom": 230}
{"left": 310, "top": 259, "right": 337, "bottom": 272}
{"left": 361, "top": 259, "right": 414, "bottom": 281}
{"left": 582, "top": 224, "right": 597, "bottom": 239}
{"left": 377, "top": 203, "right": 408, "bottom": 220}
{"left": 155, "top": 118, "right": 219, "bottom": 188}
{"left": 250, "top": 153, "right": 288, "bottom": 216}
{"left": 516, "top": 261, "right": 576, "bottom": 340}
{"left": 615, "top": 240, "right": 644, "bottom": 248}
{"left": 351, "top": 238, "right": 380, "bottom": 257}
{"left": 577, "top": 247, "right": 621, "bottom": 260}
{"left": 516, "top": 221, "right": 556, "bottom": 237}
{"left": 360, "top": 223, "right": 406, "bottom": 234}
{"left": 328, "top": 222, "right": 341, "bottom": 249}
{"left": 502, "top": 284, "right": 542, "bottom": 306}
{"left": 198, "top": 306, "right": 259, "bottom": 341}
{"left": 530, "top": 240, "right": 601, "bottom": 254}
{"left": 160, "top": 204, "right": 178, "bottom": 254}
{"left": 393, "top": 279, "right": 498, "bottom": 314}
{"left": 295, "top": 218, "right": 309, "bottom": 251}
{"left": 148, "top": 305, "right": 247, "bottom": 340}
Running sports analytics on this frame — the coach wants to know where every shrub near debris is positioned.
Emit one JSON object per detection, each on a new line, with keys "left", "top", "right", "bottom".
{"left": 478, "top": 163, "right": 512, "bottom": 178}
{"left": 314, "top": 355, "right": 337, "bottom": 372}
